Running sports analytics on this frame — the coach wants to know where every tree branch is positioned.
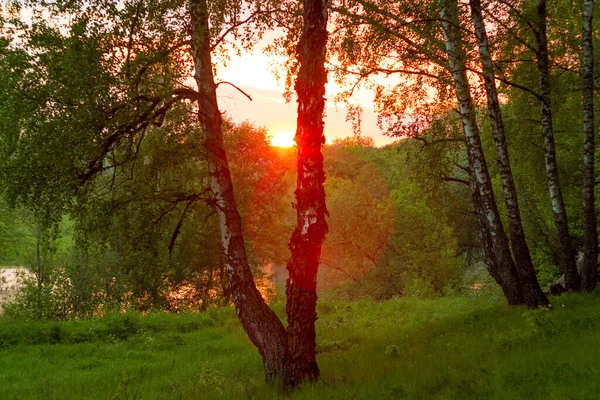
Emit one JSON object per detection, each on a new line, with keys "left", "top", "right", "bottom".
{"left": 210, "top": 11, "right": 264, "bottom": 50}
{"left": 412, "top": 135, "right": 464, "bottom": 146}
{"left": 215, "top": 81, "right": 253, "bottom": 101}
{"left": 441, "top": 176, "right": 470, "bottom": 186}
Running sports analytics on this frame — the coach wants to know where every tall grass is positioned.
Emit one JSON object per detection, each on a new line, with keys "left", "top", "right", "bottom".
{"left": 1, "top": 292, "right": 599, "bottom": 399}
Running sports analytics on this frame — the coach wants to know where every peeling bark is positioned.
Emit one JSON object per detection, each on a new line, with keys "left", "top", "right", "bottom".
{"left": 439, "top": 0, "right": 523, "bottom": 305}
{"left": 535, "top": 0, "right": 580, "bottom": 291}
{"left": 285, "top": 0, "right": 329, "bottom": 388}
{"left": 189, "top": 0, "right": 287, "bottom": 383}
{"left": 470, "top": 0, "right": 548, "bottom": 307}
{"left": 581, "top": 0, "right": 597, "bottom": 292}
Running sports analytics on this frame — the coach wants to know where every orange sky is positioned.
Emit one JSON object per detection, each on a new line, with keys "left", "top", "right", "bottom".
{"left": 215, "top": 49, "right": 397, "bottom": 147}
{"left": 12, "top": 6, "right": 397, "bottom": 147}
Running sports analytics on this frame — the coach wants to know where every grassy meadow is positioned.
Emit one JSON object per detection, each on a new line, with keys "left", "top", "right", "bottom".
{"left": 1, "top": 292, "right": 599, "bottom": 399}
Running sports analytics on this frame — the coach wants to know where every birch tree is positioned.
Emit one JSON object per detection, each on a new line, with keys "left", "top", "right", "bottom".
{"left": 326, "top": 0, "right": 545, "bottom": 305}
{"left": 469, "top": 0, "right": 548, "bottom": 306}
{"left": 1, "top": 0, "right": 329, "bottom": 387}
{"left": 188, "top": 0, "right": 289, "bottom": 383}
{"left": 535, "top": 0, "right": 580, "bottom": 290}
{"left": 188, "top": 0, "right": 329, "bottom": 387}
{"left": 284, "top": 0, "right": 329, "bottom": 385}
{"left": 581, "top": 0, "right": 597, "bottom": 292}
{"left": 438, "top": 0, "right": 526, "bottom": 305}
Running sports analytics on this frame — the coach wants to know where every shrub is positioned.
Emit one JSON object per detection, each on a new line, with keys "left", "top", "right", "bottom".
{"left": 104, "top": 312, "right": 140, "bottom": 340}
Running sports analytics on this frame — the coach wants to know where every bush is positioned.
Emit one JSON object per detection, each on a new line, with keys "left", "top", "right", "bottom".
{"left": 104, "top": 312, "right": 140, "bottom": 340}
{"left": 0, "top": 307, "right": 236, "bottom": 350}
{"left": 522, "top": 307, "right": 558, "bottom": 337}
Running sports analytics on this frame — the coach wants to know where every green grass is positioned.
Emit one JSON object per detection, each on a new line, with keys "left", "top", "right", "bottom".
{"left": 1, "top": 292, "right": 600, "bottom": 399}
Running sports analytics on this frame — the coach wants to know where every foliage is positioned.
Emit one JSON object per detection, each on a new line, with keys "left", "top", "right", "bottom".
{"left": 0, "top": 203, "right": 38, "bottom": 265}
{"left": 321, "top": 141, "right": 466, "bottom": 300}
{"left": 319, "top": 145, "right": 394, "bottom": 289}
{"left": 0, "top": 119, "right": 297, "bottom": 317}
{"left": 1, "top": 0, "right": 599, "bottom": 319}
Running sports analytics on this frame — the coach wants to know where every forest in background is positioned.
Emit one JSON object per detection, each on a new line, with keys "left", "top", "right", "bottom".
{"left": 0, "top": 130, "right": 478, "bottom": 315}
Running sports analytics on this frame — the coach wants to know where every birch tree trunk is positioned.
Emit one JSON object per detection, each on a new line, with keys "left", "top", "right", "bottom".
{"left": 536, "top": 0, "right": 581, "bottom": 291}
{"left": 468, "top": 148, "right": 523, "bottom": 304}
{"left": 285, "top": 0, "right": 329, "bottom": 387}
{"left": 439, "top": 0, "right": 524, "bottom": 305}
{"left": 581, "top": 0, "right": 597, "bottom": 292}
{"left": 188, "top": 0, "right": 288, "bottom": 383}
{"left": 470, "top": 0, "right": 548, "bottom": 307}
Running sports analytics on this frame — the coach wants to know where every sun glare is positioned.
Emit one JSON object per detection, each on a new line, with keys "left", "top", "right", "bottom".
{"left": 270, "top": 131, "right": 296, "bottom": 147}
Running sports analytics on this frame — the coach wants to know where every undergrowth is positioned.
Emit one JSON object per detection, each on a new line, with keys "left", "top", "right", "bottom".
{"left": 0, "top": 292, "right": 599, "bottom": 399}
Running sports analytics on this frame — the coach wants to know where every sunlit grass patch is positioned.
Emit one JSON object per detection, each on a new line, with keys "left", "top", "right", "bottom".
{"left": 0, "top": 292, "right": 599, "bottom": 399}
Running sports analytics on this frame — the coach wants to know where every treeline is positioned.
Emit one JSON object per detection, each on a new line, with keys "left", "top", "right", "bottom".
{"left": 0, "top": 125, "right": 479, "bottom": 318}
{"left": 2, "top": 113, "right": 593, "bottom": 318}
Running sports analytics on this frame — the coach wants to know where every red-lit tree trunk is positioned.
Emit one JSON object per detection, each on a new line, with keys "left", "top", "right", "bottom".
{"left": 285, "top": 0, "right": 329, "bottom": 388}
{"left": 188, "top": 0, "right": 287, "bottom": 383}
{"left": 581, "top": 0, "right": 597, "bottom": 292}
{"left": 469, "top": 0, "right": 548, "bottom": 307}
{"left": 189, "top": 0, "right": 328, "bottom": 388}
{"left": 439, "top": 0, "right": 524, "bottom": 305}
{"left": 535, "top": 0, "right": 580, "bottom": 291}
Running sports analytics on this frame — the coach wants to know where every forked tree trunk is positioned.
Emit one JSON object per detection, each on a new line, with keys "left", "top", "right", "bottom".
{"left": 189, "top": 0, "right": 328, "bottom": 387}
{"left": 285, "top": 0, "right": 329, "bottom": 388}
{"left": 535, "top": 0, "right": 581, "bottom": 291}
{"left": 468, "top": 153, "right": 523, "bottom": 304}
{"left": 581, "top": 0, "right": 598, "bottom": 292}
{"left": 188, "top": 0, "right": 288, "bottom": 383}
{"left": 470, "top": 0, "right": 548, "bottom": 307}
{"left": 439, "top": 0, "right": 524, "bottom": 305}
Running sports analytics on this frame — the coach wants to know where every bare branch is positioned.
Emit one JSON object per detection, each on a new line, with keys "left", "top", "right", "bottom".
{"left": 441, "top": 176, "right": 470, "bottom": 186}
{"left": 215, "top": 81, "right": 253, "bottom": 101}
{"left": 210, "top": 11, "right": 263, "bottom": 50}
{"left": 452, "top": 161, "right": 470, "bottom": 172}
{"left": 172, "top": 87, "right": 200, "bottom": 100}
{"left": 413, "top": 135, "right": 464, "bottom": 146}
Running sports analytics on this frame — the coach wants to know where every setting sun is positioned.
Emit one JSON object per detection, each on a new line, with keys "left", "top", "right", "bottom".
{"left": 270, "top": 131, "right": 296, "bottom": 147}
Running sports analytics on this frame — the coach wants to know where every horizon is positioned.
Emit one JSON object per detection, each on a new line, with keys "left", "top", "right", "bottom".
{"left": 214, "top": 48, "right": 398, "bottom": 148}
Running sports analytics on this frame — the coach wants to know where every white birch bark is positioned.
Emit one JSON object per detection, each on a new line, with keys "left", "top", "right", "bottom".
{"left": 581, "top": 0, "right": 597, "bottom": 292}
{"left": 188, "top": 0, "right": 287, "bottom": 382}
{"left": 470, "top": 0, "right": 548, "bottom": 306}
{"left": 439, "top": 0, "right": 523, "bottom": 304}
{"left": 535, "top": 0, "right": 580, "bottom": 290}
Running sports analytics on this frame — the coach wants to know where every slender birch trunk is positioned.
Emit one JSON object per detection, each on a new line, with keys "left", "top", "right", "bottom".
{"left": 285, "top": 0, "right": 329, "bottom": 387}
{"left": 470, "top": 0, "right": 548, "bottom": 306}
{"left": 439, "top": 0, "right": 524, "bottom": 305}
{"left": 581, "top": 0, "right": 597, "bottom": 292}
{"left": 535, "top": 0, "right": 581, "bottom": 291}
{"left": 188, "top": 0, "right": 288, "bottom": 382}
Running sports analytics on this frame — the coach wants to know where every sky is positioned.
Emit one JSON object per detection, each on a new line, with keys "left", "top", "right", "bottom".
{"left": 213, "top": 49, "right": 397, "bottom": 147}
{"left": 11, "top": 5, "right": 398, "bottom": 147}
